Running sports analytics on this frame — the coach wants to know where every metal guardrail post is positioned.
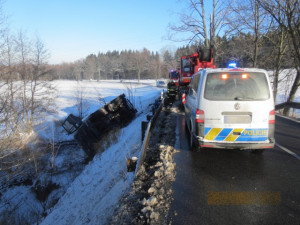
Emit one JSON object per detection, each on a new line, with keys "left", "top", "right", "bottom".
{"left": 134, "top": 98, "right": 164, "bottom": 175}
{"left": 141, "top": 121, "right": 149, "bottom": 142}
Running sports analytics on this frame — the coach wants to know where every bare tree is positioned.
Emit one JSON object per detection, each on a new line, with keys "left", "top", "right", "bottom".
{"left": 75, "top": 82, "right": 90, "bottom": 119}
{"left": 161, "top": 46, "right": 178, "bottom": 70}
{"left": 14, "top": 30, "right": 32, "bottom": 133}
{"left": 86, "top": 54, "right": 98, "bottom": 80}
{"left": 1, "top": 31, "right": 55, "bottom": 135}
{"left": 257, "top": 0, "right": 300, "bottom": 115}
{"left": 1, "top": 32, "right": 21, "bottom": 136}
{"left": 98, "top": 53, "right": 111, "bottom": 80}
{"left": 265, "top": 23, "right": 289, "bottom": 102}
{"left": 168, "top": 0, "right": 228, "bottom": 48}
{"left": 27, "top": 36, "right": 54, "bottom": 133}
{"left": 132, "top": 49, "right": 150, "bottom": 82}
{"left": 152, "top": 52, "right": 163, "bottom": 80}
{"left": 226, "top": 0, "right": 271, "bottom": 67}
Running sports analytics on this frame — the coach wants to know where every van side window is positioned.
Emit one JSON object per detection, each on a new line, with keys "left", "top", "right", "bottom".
{"left": 188, "top": 87, "right": 193, "bottom": 96}
{"left": 192, "top": 75, "right": 200, "bottom": 93}
{"left": 188, "top": 74, "right": 200, "bottom": 98}
{"left": 188, "top": 82, "right": 194, "bottom": 96}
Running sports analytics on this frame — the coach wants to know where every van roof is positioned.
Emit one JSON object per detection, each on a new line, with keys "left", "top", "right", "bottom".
{"left": 203, "top": 68, "right": 268, "bottom": 74}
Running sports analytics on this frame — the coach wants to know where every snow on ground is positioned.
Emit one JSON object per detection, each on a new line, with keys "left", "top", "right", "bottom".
{"left": 0, "top": 79, "right": 164, "bottom": 225}
{"left": 39, "top": 80, "right": 163, "bottom": 224}
{"left": 38, "top": 79, "right": 163, "bottom": 142}
{"left": 41, "top": 115, "right": 143, "bottom": 225}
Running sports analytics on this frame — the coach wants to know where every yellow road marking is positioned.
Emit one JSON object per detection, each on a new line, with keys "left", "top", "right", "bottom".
{"left": 207, "top": 191, "right": 281, "bottom": 205}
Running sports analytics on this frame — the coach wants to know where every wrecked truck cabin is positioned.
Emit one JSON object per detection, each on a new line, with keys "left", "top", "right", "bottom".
{"left": 62, "top": 94, "right": 137, "bottom": 158}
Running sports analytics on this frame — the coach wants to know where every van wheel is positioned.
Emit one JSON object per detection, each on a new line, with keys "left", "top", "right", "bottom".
{"left": 189, "top": 132, "right": 199, "bottom": 151}
{"left": 184, "top": 118, "right": 188, "bottom": 130}
{"left": 252, "top": 149, "right": 264, "bottom": 154}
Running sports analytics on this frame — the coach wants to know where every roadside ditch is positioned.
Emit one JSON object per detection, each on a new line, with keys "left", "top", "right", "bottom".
{"left": 111, "top": 101, "right": 182, "bottom": 224}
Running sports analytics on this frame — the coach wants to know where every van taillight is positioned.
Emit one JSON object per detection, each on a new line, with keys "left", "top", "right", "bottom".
{"left": 196, "top": 109, "right": 204, "bottom": 123}
{"left": 269, "top": 110, "right": 275, "bottom": 124}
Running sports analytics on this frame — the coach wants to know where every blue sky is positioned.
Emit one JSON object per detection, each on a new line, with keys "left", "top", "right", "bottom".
{"left": 3, "top": 0, "right": 188, "bottom": 64}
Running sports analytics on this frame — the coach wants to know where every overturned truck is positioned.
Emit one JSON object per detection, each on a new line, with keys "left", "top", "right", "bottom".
{"left": 63, "top": 94, "right": 137, "bottom": 158}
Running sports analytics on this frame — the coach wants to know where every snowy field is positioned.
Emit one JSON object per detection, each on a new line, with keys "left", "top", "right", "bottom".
{"left": 38, "top": 79, "right": 165, "bottom": 142}
{"left": 0, "top": 79, "right": 164, "bottom": 225}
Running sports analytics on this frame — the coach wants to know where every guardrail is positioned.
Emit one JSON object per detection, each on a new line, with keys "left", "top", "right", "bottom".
{"left": 275, "top": 101, "right": 300, "bottom": 111}
{"left": 134, "top": 97, "right": 164, "bottom": 175}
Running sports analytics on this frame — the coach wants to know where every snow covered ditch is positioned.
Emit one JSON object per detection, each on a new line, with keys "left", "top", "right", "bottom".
{"left": 0, "top": 79, "right": 164, "bottom": 225}
{"left": 41, "top": 114, "right": 146, "bottom": 225}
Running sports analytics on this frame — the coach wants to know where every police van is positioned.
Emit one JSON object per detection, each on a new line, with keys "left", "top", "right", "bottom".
{"left": 184, "top": 68, "right": 275, "bottom": 152}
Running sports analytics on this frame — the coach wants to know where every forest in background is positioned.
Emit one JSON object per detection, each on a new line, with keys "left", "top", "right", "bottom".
{"left": 49, "top": 32, "right": 295, "bottom": 81}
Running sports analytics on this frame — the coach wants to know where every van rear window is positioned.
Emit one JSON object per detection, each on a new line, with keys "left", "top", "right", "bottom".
{"left": 204, "top": 72, "right": 270, "bottom": 101}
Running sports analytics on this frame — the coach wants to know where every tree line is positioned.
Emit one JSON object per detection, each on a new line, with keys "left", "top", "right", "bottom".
{"left": 49, "top": 49, "right": 167, "bottom": 81}
{"left": 49, "top": 28, "right": 297, "bottom": 81}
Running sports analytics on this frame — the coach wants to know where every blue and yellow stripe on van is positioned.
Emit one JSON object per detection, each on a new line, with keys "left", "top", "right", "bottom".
{"left": 204, "top": 128, "right": 268, "bottom": 142}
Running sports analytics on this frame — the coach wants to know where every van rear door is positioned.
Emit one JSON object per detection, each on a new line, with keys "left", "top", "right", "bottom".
{"left": 201, "top": 71, "right": 274, "bottom": 144}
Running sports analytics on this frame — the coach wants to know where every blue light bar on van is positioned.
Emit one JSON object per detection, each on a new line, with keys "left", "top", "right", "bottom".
{"left": 228, "top": 62, "right": 237, "bottom": 68}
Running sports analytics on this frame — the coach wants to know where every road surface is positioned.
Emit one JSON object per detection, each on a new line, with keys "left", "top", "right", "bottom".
{"left": 168, "top": 114, "right": 300, "bottom": 225}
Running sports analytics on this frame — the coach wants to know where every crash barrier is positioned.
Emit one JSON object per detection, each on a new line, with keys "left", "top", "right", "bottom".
{"left": 134, "top": 96, "right": 164, "bottom": 175}
{"left": 275, "top": 101, "right": 300, "bottom": 111}
{"left": 62, "top": 94, "right": 137, "bottom": 158}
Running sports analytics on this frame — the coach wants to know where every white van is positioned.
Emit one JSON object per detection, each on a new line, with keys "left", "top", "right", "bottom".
{"left": 184, "top": 68, "right": 275, "bottom": 152}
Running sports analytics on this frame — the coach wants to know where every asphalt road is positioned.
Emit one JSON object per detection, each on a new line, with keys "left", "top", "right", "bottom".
{"left": 168, "top": 114, "right": 300, "bottom": 225}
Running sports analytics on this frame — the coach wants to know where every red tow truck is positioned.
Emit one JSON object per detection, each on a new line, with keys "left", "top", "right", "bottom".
{"left": 180, "top": 47, "right": 216, "bottom": 85}
{"left": 178, "top": 47, "right": 216, "bottom": 98}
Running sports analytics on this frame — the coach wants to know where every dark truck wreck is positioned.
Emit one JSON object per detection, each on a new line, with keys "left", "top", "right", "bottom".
{"left": 62, "top": 94, "right": 137, "bottom": 158}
